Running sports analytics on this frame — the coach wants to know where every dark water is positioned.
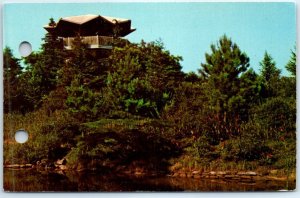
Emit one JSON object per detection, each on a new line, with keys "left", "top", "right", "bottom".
{"left": 4, "top": 169, "right": 295, "bottom": 192}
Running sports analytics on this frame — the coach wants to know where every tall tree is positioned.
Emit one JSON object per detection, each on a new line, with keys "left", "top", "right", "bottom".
{"left": 260, "top": 51, "right": 280, "bottom": 82}
{"left": 285, "top": 47, "right": 296, "bottom": 77}
{"left": 22, "top": 18, "right": 66, "bottom": 109}
{"left": 64, "top": 35, "right": 112, "bottom": 121}
{"left": 280, "top": 47, "right": 296, "bottom": 99}
{"left": 259, "top": 51, "right": 281, "bottom": 98}
{"left": 3, "top": 47, "right": 23, "bottom": 113}
{"left": 199, "top": 35, "right": 254, "bottom": 139}
{"left": 107, "top": 40, "right": 184, "bottom": 118}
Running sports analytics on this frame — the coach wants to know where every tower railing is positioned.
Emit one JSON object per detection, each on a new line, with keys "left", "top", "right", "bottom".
{"left": 62, "top": 36, "right": 114, "bottom": 50}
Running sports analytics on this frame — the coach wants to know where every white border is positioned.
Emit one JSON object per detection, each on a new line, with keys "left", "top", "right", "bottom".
{"left": 0, "top": 0, "right": 299, "bottom": 198}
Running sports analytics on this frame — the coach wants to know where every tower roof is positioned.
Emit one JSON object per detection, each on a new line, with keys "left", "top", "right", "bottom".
{"left": 44, "top": 14, "right": 135, "bottom": 37}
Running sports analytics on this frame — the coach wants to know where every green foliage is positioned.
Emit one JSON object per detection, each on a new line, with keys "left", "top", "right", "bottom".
{"left": 65, "top": 118, "right": 179, "bottom": 170}
{"left": 198, "top": 35, "right": 255, "bottom": 140}
{"left": 251, "top": 97, "right": 296, "bottom": 139}
{"left": 285, "top": 47, "right": 296, "bottom": 77}
{"left": 66, "top": 78, "right": 100, "bottom": 121}
{"left": 3, "top": 110, "right": 78, "bottom": 164}
{"left": 22, "top": 18, "right": 66, "bottom": 110}
{"left": 107, "top": 40, "right": 184, "bottom": 118}
{"left": 3, "top": 47, "right": 26, "bottom": 113}
{"left": 260, "top": 51, "right": 280, "bottom": 83}
{"left": 163, "top": 81, "right": 206, "bottom": 139}
{"left": 185, "top": 135, "right": 217, "bottom": 160}
{"left": 3, "top": 32, "right": 296, "bottom": 175}
{"left": 238, "top": 121, "right": 268, "bottom": 161}
{"left": 259, "top": 52, "right": 281, "bottom": 98}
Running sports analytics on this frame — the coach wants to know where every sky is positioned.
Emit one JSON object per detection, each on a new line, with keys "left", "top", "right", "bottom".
{"left": 3, "top": 2, "right": 296, "bottom": 76}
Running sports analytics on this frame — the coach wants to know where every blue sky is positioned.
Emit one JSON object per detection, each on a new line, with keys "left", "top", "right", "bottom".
{"left": 3, "top": 2, "right": 296, "bottom": 76}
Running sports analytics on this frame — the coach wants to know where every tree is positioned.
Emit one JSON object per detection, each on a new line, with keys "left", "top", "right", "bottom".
{"left": 64, "top": 35, "right": 112, "bottom": 121}
{"left": 199, "top": 35, "right": 254, "bottom": 140}
{"left": 107, "top": 40, "right": 184, "bottom": 118}
{"left": 22, "top": 18, "right": 66, "bottom": 109}
{"left": 260, "top": 52, "right": 280, "bottom": 82}
{"left": 285, "top": 47, "right": 296, "bottom": 77}
{"left": 3, "top": 47, "right": 24, "bottom": 113}
{"left": 259, "top": 51, "right": 281, "bottom": 98}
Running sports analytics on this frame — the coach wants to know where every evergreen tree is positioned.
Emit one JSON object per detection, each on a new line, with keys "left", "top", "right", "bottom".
{"left": 107, "top": 40, "right": 184, "bottom": 118}
{"left": 260, "top": 51, "right": 280, "bottom": 82}
{"left": 21, "top": 18, "right": 66, "bottom": 109}
{"left": 64, "top": 35, "right": 111, "bottom": 121}
{"left": 199, "top": 35, "right": 254, "bottom": 139}
{"left": 3, "top": 47, "right": 23, "bottom": 113}
{"left": 282, "top": 47, "right": 297, "bottom": 99}
{"left": 286, "top": 47, "right": 296, "bottom": 77}
{"left": 259, "top": 51, "right": 281, "bottom": 98}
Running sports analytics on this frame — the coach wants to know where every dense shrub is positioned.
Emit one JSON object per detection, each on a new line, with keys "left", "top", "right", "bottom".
{"left": 251, "top": 97, "right": 296, "bottom": 140}
{"left": 238, "top": 121, "right": 269, "bottom": 161}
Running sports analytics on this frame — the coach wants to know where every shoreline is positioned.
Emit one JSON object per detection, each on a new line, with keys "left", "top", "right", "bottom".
{"left": 4, "top": 164, "right": 295, "bottom": 183}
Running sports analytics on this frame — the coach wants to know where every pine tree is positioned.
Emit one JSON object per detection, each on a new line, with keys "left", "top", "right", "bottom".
{"left": 64, "top": 35, "right": 111, "bottom": 120}
{"left": 286, "top": 47, "right": 296, "bottom": 77}
{"left": 3, "top": 47, "right": 23, "bottom": 113}
{"left": 199, "top": 35, "right": 254, "bottom": 139}
{"left": 260, "top": 52, "right": 280, "bottom": 82}
{"left": 22, "top": 18, "right": 66, "bottom": 109}
{"left": 259, "top": 51, "right": 281, "bottom": 98}
{"left": 107, "top": 40, "right": 184, "bottom": 118}
{"left": 40, "top": 18, "right": 65, "bottom": 90}
{"left": 281, "top": 47, "right": 296, "bottom": 99}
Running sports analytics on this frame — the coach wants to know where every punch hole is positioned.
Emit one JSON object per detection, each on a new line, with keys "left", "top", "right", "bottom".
{"left": 19, "top": 41, "right": 32, "bottom": 57}
{"left": 15, "top": 130, "right": 29, "bottom": 143}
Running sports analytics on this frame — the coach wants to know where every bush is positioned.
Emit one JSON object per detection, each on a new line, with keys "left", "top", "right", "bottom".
{"left": 184, "top": 135, "right": 219, "bottom": 161}
{"left": 238, "top": 121, "right": 269, "bottom": 161}
{"left": 3, "top": 110, "right": 78, "bottom": 164}
{"left": 219, "top": 139, "right": 240, "bottom": 161}
{"left": 252, "top": 97, "right": 296, "bottom": 140}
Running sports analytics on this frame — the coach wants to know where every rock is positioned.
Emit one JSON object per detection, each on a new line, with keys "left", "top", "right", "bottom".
{"left": 134, "top": 171, "right": 144, "bottom": 176}
{"left": 58, "top": 165, "right": 68, "bottom": 170}
{"left": 5, "top": 164, "right": 20, "bottom": 168}
{"left": 216, "top": 171, "right": 227, "bottom": 175}
{"left": 238, "top": 171, "right": 257, "bottom": 176}
{"left": 209, "top": 171, "right": 216, "bottom": 175}
{"left": 179, "top": 173, "right": 187, "bottom": 178}
{"left": 237, "top": 171, "right": 247, "bottom": 175}
{"left": 192, "top": 171, "right": 200, "bottom": 175}
{"left": 56, "top": 158, "right": 67, "bottom": 165}
{"left": 25, "top": 164, "right": 33, "bottom": 168}
{"left": 245, "top": 171, "right": 257, "bottom": 176}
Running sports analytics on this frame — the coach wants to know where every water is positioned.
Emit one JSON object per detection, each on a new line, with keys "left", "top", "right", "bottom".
{"left": 4, "top": 169, "right": 295, "bottom": 192}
